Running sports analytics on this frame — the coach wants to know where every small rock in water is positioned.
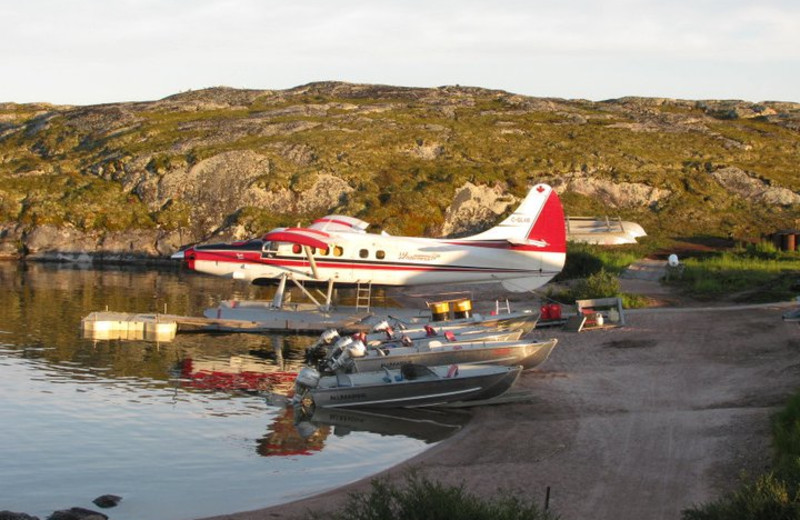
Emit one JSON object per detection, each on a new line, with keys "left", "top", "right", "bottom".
{"left": 0, "top": 511, "right": 40, "bottom": 520}
{"left": 91, "top": 496, "right": 122, "bottom": 509}
{"left": 47, "top": 508, "right": 108, "bottom": 520}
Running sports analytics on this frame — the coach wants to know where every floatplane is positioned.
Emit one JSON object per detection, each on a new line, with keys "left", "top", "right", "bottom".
{"left": 172, "top": 183, "right": 566, "bottom": 311}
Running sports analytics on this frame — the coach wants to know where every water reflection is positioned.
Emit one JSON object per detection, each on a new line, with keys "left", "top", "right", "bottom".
{"left": 257, "top": 406, "right": 331, "bottom": 457}
{"left": 175, "top": 344, "right": 304, "bottom": 395}
{"left": 0, "top": 262, "right": 469, "bottom": 520}
{"left": 253, "top": 404, "right": 474, "bottom": 459}
{"left": 296, "top": 405, "right": 473, "bottom": 444}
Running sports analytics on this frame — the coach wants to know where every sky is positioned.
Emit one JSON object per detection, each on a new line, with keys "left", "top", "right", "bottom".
{"left": 1, "top": 0, "right": 799, "bottom": 106}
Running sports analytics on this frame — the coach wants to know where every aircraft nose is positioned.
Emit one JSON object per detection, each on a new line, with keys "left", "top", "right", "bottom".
{"left": 171, "top": 246, "right": 195, "bottom": 260}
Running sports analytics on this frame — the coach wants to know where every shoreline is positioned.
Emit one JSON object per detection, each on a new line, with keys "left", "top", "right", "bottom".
{"left": 198, "top": 283, "right": 800, "bottom": 520}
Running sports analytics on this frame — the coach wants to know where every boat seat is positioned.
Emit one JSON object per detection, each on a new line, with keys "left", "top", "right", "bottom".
{"left": 445, "top": 331, "right": 456, "bottom": 342}
{"left": 336, "top": 373, "right": 353, "bottom": 387}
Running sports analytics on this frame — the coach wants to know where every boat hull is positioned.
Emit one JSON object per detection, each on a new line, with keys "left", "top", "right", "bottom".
{"left": 310, "top": 364, "right": 522, "bottom": 409}
{"left": 369, "top": 311, "right": 540, "bottom": 342}
{"left": 371, "top": 328, "right": 523, "bottom": 349}
{"left": 354, "top": 338, "right": 557, "bottom": 372}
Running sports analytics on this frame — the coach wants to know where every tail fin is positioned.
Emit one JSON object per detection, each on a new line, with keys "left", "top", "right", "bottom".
{"left": 467, "top": 184, "right": 566, "bottom": 253}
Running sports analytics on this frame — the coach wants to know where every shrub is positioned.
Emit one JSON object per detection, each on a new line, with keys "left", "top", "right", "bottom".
{"left": 773, "top": 394, "right": 800, "bottom": 483}
{"left": 312, "top": 471, "right": 557, "bottom": 520}
{"left": 570, "top": 268, "right": 620, "bottom": 301}
{"left": 682, "top": 473, "right": 800, "bottom": 520}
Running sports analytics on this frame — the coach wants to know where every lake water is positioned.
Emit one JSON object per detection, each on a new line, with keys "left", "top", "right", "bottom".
{"left": 0, "top": 262, "right": 470, "bottom": 520}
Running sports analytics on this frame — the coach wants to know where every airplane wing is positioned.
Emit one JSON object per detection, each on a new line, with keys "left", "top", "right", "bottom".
{"left": 309, "top": 215, "right": 369, "bottom": 233}
{"left": 261, "top": 228, "right": 332, "bottom": 249}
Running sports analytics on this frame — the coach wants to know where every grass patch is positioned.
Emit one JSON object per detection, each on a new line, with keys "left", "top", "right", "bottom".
{"left": 558, "top": 242, "right": 655, "bottom": 280}
{"left": 682, "top": 391, "right": 800, "bottom": 520}
{"left": 667, "top": 242, "right": 800, "bottom": 302}
{"left": 309, "top": 471, "right": 558, "bottom": 520}
{"left": 547, "top": 242, "right": 657, "bottom": 308}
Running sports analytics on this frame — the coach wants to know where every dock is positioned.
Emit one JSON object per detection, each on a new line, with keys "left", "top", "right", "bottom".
{"left": 81, "top": 312, "right": 180, "bottom": 342}
{"left": 81, "top": 301, "right": 429, "bottom": 342}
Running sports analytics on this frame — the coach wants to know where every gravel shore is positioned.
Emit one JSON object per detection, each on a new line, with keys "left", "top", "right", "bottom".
{"left": 200, "top": 280, "right": 800, "bottom": 520}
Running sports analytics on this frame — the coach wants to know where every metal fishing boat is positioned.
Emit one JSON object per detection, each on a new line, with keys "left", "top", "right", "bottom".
{"left": 307, "top": 330, "right": 557, "bottom": 373}
{"left": 293, "top": 363, "right": 522, "bottom": 409}
{"left": 370, "top": 298, "right": 540, "bottom": 339}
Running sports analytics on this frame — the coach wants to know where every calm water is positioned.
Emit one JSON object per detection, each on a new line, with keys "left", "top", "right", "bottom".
{"left": 0, "top": 262, "right": 470, "bottom": 520}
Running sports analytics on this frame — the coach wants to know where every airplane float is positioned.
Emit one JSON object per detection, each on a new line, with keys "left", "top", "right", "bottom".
{"left": 172, "top": 183, "right": 567, "bottom": 304}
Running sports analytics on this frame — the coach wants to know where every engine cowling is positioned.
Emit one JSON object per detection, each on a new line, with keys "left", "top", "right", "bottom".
{"left": 327, "top": 338, "right": 367, "bottom": 371}
{"left": 293, "top": 367, "right": 321, "bottom": 405}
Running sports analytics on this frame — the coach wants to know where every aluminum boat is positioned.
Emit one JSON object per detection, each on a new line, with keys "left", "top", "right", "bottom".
{"left": 311, "top": 332, "right": 557, "bottom": 373}
{"left": 293, "top": 363, "right": 522, "bottom": 409}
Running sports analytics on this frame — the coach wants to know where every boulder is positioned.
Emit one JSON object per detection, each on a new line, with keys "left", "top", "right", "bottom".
{"left": 0, "top": 512, "right": 40, "bottom": 520}
{"left": 91, "top": 495, "right": 121, "bottom": 509}
{"left": 46, "top": 508, "right": 107, "bottom": 520}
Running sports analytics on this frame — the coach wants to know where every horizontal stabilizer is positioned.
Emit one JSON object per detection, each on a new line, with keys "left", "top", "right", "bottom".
{"left": 506, "top": 237, "right": 549, "bottom": 248}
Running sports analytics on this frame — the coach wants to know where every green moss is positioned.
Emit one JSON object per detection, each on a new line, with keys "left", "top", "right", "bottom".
{"left": 0, "top": 87, "right": 798, "bottom": 243}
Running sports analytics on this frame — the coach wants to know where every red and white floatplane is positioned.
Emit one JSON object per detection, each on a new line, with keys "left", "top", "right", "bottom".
{"left": 172, "top": 183, "right": 567, "bottom": 310}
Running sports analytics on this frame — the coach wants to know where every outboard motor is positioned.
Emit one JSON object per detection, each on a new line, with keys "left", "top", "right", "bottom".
{"left": 371, "top": 320, "right": 390, "bottom": 332}
{"left": 320, "top": 329, "right": 340, "bottom": 345}
{"left": 371, "top": 321, "right": 394, "bottom": 339}
{"left": 326, "top": 336, "right": 367, "bottom": 372}
{"left": 292, "top": 366, "right": 321, "bottom": 405}
{"left": 305, "top": 329, "right": 341, "bottom": 367}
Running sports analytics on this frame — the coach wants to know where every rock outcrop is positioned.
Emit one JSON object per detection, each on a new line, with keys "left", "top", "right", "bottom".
{"left": 1, "top": 82, "right": 798, "bottom": 260}
{"left": 709, "top": 167, "right": 800, "bottom": 206}
{"left": 440, "top": 182, "right": 516, "bottom": 237}
{"left": 548, "top": 173, "right": 672, "bottom": 209}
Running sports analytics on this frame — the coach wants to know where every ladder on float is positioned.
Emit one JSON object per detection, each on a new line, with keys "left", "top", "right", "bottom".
{"left": 355, "top": 281, "right": 372, "bottom": 312}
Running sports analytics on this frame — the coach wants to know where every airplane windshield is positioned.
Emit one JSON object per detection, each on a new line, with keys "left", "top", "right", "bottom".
{"left": 261, "top": 241, "right": 278, "bottom": 257}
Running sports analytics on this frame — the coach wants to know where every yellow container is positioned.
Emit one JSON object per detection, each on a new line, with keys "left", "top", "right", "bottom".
{"left": 429, "top": 301, "right": 450, "bottom": 322}
{"left": 453, "top": 299, "right": 473, "bottom": 319}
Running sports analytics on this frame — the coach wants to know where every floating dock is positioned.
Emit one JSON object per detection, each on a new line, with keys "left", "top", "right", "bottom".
{"left": 80, "top": 302, "right": 424, "bottom": 342}
{"left": 81, "top": 312, "right": 179, "bottom": 342}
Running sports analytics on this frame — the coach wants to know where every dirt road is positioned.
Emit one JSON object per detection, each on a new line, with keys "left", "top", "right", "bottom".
{"left": 202, "top": 290, "right": 800, "bottom": 520}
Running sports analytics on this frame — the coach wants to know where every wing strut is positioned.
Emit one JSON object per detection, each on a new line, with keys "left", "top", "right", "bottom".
{"left": 303, "top": 245, "right": 320, "bottom": 280}
{"left": 270, "top": 273, "right": 335, "bottom": 312}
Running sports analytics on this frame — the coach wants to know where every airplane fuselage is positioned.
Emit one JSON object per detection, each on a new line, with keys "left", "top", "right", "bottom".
{"left": 175, "top": 183, "right": 568, "bottom": 292}
{"left": 184, "top": 234, "right": 564, "bottom": 289}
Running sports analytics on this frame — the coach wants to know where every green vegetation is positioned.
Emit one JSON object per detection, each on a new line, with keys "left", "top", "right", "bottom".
{"left": 558, "top": 242, "right": 656, "bottom": 279}
{"left": 682, "top": 392, "right": 800, "bottom": 520}
{"left": 666, "top": 242, "right": 800, "bottom": 303}
{"left": 551, "top": 240, "right": 800, "bottom": 305}
{"left": 549, "top": 242, "right": 654, "bottom": 307}
{"left": 309, "top": 471, "right": 557, "bottom": 520}
{"left": 0, "top": 85, "right": 798, "bottom": 247}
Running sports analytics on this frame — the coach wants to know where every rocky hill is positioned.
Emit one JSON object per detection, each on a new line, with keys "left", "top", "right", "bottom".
{"left": 0, "top": 82, "right": 798, "bottom": 261}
